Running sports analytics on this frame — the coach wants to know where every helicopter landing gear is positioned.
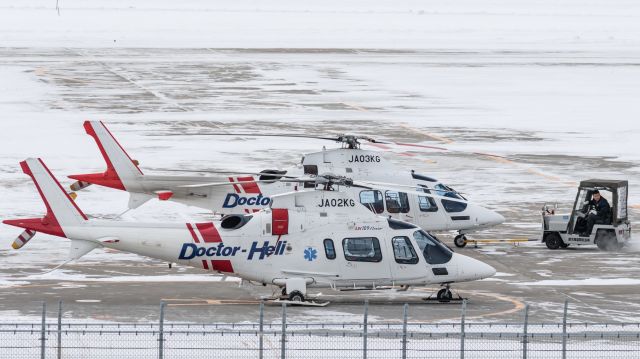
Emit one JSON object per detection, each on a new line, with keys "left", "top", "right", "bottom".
{"left": 436, "top": 284, "right": 454, "bottom": 302}
{"left": 272, "top": 278, "right": 329, "bottom": 307}
{"left": 422, "top": 284, "right": 464, "bottom": 303}
{"left": 454, "top": 234, "right": 467, "bottom": 248}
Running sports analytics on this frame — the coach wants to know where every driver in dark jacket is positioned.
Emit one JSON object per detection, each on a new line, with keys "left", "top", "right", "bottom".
{"left": 583, "top": 190, "right": 611, "bottom": 236}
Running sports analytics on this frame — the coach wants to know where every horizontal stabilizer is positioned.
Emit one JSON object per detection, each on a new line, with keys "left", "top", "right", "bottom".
{"left": 69, "top": 239, "right": 100, "bottom": 261}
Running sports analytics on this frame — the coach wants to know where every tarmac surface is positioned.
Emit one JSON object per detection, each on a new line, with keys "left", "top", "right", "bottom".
{"left": 1, "top": 48, "right": 639, "bottom": 324}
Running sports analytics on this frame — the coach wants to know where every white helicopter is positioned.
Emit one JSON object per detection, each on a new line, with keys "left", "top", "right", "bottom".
{"left": 68, "top": 121, "right": 504, "bottom": 245}
{"left": 5, "top": 158, "right": 496, "bottom": 304}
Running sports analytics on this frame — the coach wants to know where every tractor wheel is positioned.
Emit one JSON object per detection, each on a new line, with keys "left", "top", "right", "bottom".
{"left": 454, "top": 235, "right": 467, "bottom": 248}
{"left": 288, "top": 291, "right": 305, "bottom": 302}
{"left": 545, "top": 233, "right": 563, "bottom": 250}
{"left": 596, "top": 230, "right": 618, "bottom": 251}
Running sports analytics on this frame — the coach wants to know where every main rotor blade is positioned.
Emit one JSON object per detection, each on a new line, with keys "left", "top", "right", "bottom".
{"left": 178, "top": 177, "right": 317, "bottom": 189}
{"left": 354, "top": 180, "right": 466, "bottom": 197}
{"left": 150, "top": 132, "right": 392, "bottom": 145}
{"left": 155, "top": 132, "right": 341, "bottom": 141}
{"left": 153, "top": 168, "right": 298, "bottom": 179}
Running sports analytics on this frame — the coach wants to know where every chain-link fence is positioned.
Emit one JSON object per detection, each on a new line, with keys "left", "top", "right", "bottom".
{"left": 1, "top": 300, "right": 639, "bottom": 359}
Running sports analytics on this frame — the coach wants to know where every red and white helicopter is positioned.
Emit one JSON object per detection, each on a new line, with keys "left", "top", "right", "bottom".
{"left": 68, "top": 121, "right": 504, "bottom": 246}
{"left": 5, "top": 158, "right": 496, "bottom": 304}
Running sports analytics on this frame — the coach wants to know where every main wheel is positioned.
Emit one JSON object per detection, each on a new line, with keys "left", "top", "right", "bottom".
{"left": 436, "top": 288, "right": 453, "bottom": 302}
{"left": 454, "top": 235, "right": 467, "bottom": 248}
{"left": 288, "top": 291, "right": 305, "bottom": 302}
{"left": 596, "top": 230, "right": 618, "bottom": 251}
{"left": 545, "top": 233, "right": 563, "bottom": 250}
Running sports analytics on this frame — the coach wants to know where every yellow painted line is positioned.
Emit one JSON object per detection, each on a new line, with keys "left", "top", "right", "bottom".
{"left": 465, "top": 238, "right": 532, "bottom": 244}
{"left": 462, "top": 291, "right": 526, "bottom": 321}
{"left": 162, "top": 298, "right": 260, "bottom": 306}
{"left": 384, "top": 288, "right": 526, "bottom": 323}
{"left": 419, "top": 158, "right": 438, "bottom": 164}
{"left": 341, "top": 102, "right": 368, "bottom": 112}
{"left": 34, "top": 67, "right": 47, "bottom": 76}
{"left": 399, "top": 123, "right": 454, "bottom": 144}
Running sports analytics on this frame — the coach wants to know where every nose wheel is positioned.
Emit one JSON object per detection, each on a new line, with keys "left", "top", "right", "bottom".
{"left": 454, "top": 234, "right": 467, "bottom": 248}
{"left": 437, "top": 288, "right": 453, "bottom": 302}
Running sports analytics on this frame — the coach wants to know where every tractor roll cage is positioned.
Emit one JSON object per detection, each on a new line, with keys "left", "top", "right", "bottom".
{"left": 567, "top": 179, "right": 628, "bottom": 234}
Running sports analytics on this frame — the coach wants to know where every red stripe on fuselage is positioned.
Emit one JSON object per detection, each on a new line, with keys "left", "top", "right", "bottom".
{"left": 186, "top": 223, "right": 200, "bottom": 243}
{"left": 195, "top": 222, "right": 221, "bottom": 243}
{"left": 237, "top": 176, "right": 260, "bottom": 194}
{"left": 228, "top": 177, "right": 242, "bottom": 194}
{"left": 211, "top": 260, "right": 234, "bottom": 273}
{"left": 202, "top": 260, "right": 209, "bottom": 270}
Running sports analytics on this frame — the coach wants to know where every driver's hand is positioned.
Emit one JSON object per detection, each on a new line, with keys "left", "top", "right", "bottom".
{"left": 589, "top": 209, "right": 597, "bottom": 215}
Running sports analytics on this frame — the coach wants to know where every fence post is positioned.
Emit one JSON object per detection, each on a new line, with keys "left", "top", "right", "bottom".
{"left": 562, "top": 299, "right": 568, "bottom": 359}
{"left": 363, "top": 300, "right": 368, "bottom": 359}
{"left": 460, "top": 299, "right": 467, "bottom": 359}
{"left": 40, "top": 301, "right": 46, "bottom": 359}
{"left": 259, "top": 301, "right": 264, "bottom": 359}
{"left": 402, "top": 303, "right": 408, "bottom": 359}
{"left": 159, "top": 301, "right": 166, "bottom": 359}
{"left": 57, "top": 300, "right": 62, "bottom": 359}
{"left": 523, "top": 304, "right": 529, "bottom": 359}
{"left": 281, "top": 302, "right": 287, "bottom": 359}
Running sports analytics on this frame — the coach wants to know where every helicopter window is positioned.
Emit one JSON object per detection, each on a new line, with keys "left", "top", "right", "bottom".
{"left": 342, "top": 237, "right": 382, "bottom": 262}
{"left": 303, "top": 165, "right": 318, "bottom": 175}
{"left": 418, "top": 196, "right": 438, "bottom": 212}
{"left": 385, "top": 191, "right": 410, "bottom": 214}
{"left": 303, "top": 165, "right": 318, "bottom": 188}
{"left": 441, "top": 199, "right": 467, "bottom": 213}
{"left": 435, "top": 184, "right": 464, "bottom": 200}
{"left": 359, "top": 190, "right": 384, "bottom": 214}
{"left": 392, "top": 237, "right": 419, "bottom": 264}
{"left": 323, "top": 239, "right": 336, "bottom": 260}
{"left": 413, "top": 230, "right": 452, "bottom": 265}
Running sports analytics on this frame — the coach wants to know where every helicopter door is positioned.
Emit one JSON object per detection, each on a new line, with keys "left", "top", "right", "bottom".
{"left": 340, "top": 237, "right": 392, "bottom": 286}
{"left": 387, "top": 236, "right": 422, "bottom": 283}
{"left": 384, "top": 191, "right": 412, "bottom": 222}
{"left": 414, "top": 194, "right": 441, "bottom": 230}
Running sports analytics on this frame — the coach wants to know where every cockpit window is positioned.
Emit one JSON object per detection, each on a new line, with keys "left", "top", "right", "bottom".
{"left": 434, "top": 184, "right": 464, "bottom": 200}
{"left": 413, "top": 230, "right": 452, "bottom": 264}
{"left": 441, "top": 199, "right": 468, "bottom": 213}
{"left": 385, "top": 191, "right": 410, "bottom": 213}
{"left": 360, "top": 190, "right": 384, "bottom": 214}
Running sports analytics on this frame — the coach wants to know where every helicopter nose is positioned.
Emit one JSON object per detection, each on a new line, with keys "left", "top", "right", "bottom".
{"left": 479, "top": 207, "right": 505, "bottom": 226}
{"left": 490, "top": 211, "right": 505, "bottom": 225}
{"left": 449, "top": 253, "right": 496, "bottom": 282}
{"left": 464, "top": 255, "right": 497, "bottom": 280}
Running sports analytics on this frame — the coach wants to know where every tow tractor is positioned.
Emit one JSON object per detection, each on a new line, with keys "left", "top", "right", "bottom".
{"left": 542, "top": 179, "right": 631, "bottom": 251}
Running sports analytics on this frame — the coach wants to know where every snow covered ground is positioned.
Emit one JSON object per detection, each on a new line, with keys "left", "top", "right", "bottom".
{"left": 0, "top": 0, "right": 639, "bottom": 323}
